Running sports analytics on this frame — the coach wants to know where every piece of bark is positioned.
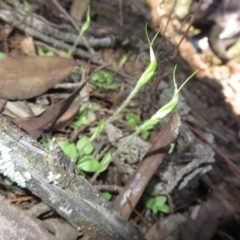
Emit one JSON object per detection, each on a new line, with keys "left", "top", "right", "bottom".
{"left": 26, "top": 202, "right": 52, "bottom": 218}
{"left": 0, "top": 115, "right": 143, "bottom": 240}
{"left": 0, "top": 194, "right": 56, "bottom": 240}
{"left": 42, "top": 218, "right": 79, "bottom": 240}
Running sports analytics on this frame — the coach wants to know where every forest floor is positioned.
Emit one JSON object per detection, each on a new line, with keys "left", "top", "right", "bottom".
{"left": 0, "top": 0, "right": 240, "bottom": 240}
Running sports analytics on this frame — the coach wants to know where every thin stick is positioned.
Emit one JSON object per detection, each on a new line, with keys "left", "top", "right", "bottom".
{"left": 50, "top": 0, "right": 79, "bottom": 31}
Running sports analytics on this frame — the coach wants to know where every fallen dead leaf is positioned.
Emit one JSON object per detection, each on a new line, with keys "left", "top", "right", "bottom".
{"left": 70, "top": 0, "right": 90, "bottom": 21}
{"left": 145, "top": 213, "right": 187, "bottom": 240}
{"left": 13, "top": 79, "right": 89, "bottom": 139}
{"left": 21, "top": 37, "right": 36, "bottom": 57}
{"left": 0, "top": 56, "right": 76, "bottom": 100}
{"left": 182, "top": 199, "right": 224, "bottom": 240}
{"left": 54, "top": 99, "right": 81, "bottom": 131}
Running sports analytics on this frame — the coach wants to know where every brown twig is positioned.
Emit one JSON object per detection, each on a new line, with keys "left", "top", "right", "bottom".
{"left": 49, "top": 0, "right": 79, "bottom": 32}
{"left": 10, "top": 196, "right": 34, "bottom": 203}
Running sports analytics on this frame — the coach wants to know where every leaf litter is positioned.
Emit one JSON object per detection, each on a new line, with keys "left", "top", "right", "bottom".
{"left": 0, "top": 0, "right": 240, "bottom": 240}
{"left": 13, "top": 79, "right": 89, "bottom": 139}
{"left": 0, "top": 56, "right": 75, "bottom": 99}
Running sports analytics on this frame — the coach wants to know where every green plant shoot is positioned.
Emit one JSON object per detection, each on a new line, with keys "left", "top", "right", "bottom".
{"left": 23, "top": 0, "right": 31, "bottom": 12}
{"left": 85, "top": 26, "right": 160, "bottom": 148}
{"left": 103, "top": 25, "right": 159, "bottom": 126}
{"left": 68, "top": 6, "right": 91, "bottom": 57}
{"left": 118, "top": 51, "right": 132, "bottom": 69}
{"left": 91, "top": 66, "right": 197, "bottom": 180}
{"left": 144, "top": 195, "right": 170, "bottom": 214}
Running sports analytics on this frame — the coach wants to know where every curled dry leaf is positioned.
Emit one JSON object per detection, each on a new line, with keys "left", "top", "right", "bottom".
{"left": 54, "top": 99, "right": 81, "bottom": 131}
{"left": 182, "top": 199, "right": 224, "bottom": 240}
{"left": 13, "top": 79, "right": 89, "bottom": 139}
{"left": 0, "top": 56, "right": 76, "bottom": 100}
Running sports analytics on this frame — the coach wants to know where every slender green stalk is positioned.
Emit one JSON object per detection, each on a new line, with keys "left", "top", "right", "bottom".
{"left": 78, "top": 26, "right": 160, "bottom": 156}
{"left": 91, "top": 66, "right": 197, "bottom": 181}
{"left": 68, "top": 6, "right": 91, "bottom": 57}
{"left": 88, "top": 26, "right": 160, "bottom": 143}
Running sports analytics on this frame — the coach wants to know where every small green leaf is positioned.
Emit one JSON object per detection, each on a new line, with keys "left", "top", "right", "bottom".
{"left": 121, "top": 38, "right": 130, "bottom": 46}
{"left": 42, "top": 138, "right": 52, "bottom": 148}
{"left": 89, "top": 119, "right": 105, "bottom": 142}
{"left": 102, "top": 191, "right": 112, "bottom": 201}
{"left": 23, "top": 0, "right": 31, "bottom": 11}
{"left": 79, "top": 5, "right": 91, "bottom": 36}
{"left": 77, "top": 156, "right": 100, "bottom": 172}
{"left": 92, "top": 72, "right": 101, "bottom": 81}
{"left": 76, "top": 136, "right": 89, "bottom": 149}
{"left": 91, "top": 102, "right": 102, "bottom": 109}
{"left": 76, "top": 136, "right": 94, "bottom": 156}
{"left": 73, "top": 116, "right": 90, "bottom": 129}
{"left": 98, "top": 151, "right": 112, "bottom": 173}
{"left": 141, "top": 130, "right": 150, "bottom": 140}
{"left": 0, "top": 52, "right": 6, "bottom": 59}
{"left": 154, "top": 196, "right": 167, "bottom": 206}
{"left": 145, "top": 197, "right": 155, "bottom": 209}
{"left": 158, "top": 204, "right": 170, "bottom": 214}
{"left": 125, "top": 113, "right": 141, "bottom": 128}
{"left": 45, "top": 51, "right": 55, "bottom": 57}
{"left": 144, "top": 195, "right": 170, "bottom": 214}
{"left": 168, "top": 143, "right": 175, "bottom": 154}
{"left": 102, "top": 82, "right": 118, "bottom": 90}
{"left": 68, "top": 6, "right": 91, "bottom": 57}
{"left": 118, "top": 51, "right": 132, "bottom": 69}
{"left": 58, "top": 140, "right": 77, "bottom": 160}
{"left": 37, "top": 47, "right": 54, "bottom": 57}
{"left": 91, "top": 70, "right": 117, "bottom": 90}
{"left": 152, "top": 205, "right": 159, "bottom": 214}
{"left": 4, "top": 177, "right": 13, "bottom": 186}
{"left": 89, "top": 83, "right": 97, "bottom": 90}
{"left": 79, "top": 169, "right": 86, "bottom": 177}
{"left": 73, "top": 105, "right": 90, "bottom": 129}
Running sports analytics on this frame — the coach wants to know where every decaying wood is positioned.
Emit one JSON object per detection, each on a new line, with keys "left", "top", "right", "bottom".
{"left": 0, "top": 115, "right": 143, "bottom": 240}
{"left": 0, "top": 195, "right": 56, "bottom": 240}
{"left": 0, "top": 8, "right": 116, "bottom": 50}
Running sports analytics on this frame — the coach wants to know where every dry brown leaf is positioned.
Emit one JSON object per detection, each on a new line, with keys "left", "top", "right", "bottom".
{"left": 0, "top": 56, "right": 76, "bottom": 100}
{"left": 21, "top": 37, "right": 36, "bottom": 56}
{"left": 182, "top": 199, "right": 224, "bottom": 240}
{"left": 70, "top": 0, "right": 90, "bottom": 21}
{"left": 54, "top": 99, "right": 81, "bottom": 130}
{"left": 13, "top": 79, "right": 89, "bottom": 139}
{"left": 145, "top": 213, "right": 187, "bottom": 240}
